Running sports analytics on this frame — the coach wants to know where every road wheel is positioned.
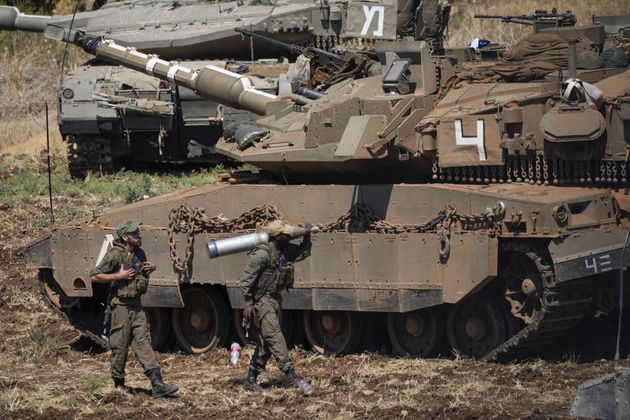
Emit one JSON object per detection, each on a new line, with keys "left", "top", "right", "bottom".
{"left": 172, "top": 287, "right": 230, "bottom": 353}
{"left": 503, "top": 252, "right": 544, "bottom": 324}
{"left": 303, "top": 310, "right": 363, "bottom": 355}
{"left": 387, "top": 307, "right": 445, "bottom": 357}
{"left": 145, "top": 307, "right": 171, "bottom": 351}
{"left": 447, "top": 294, "right": 506, "bottom": 358}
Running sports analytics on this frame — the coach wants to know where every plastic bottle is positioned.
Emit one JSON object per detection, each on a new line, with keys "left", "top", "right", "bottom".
{"left": 298, "top": 379, "right": 315, "bottom": 396}
{"left": 230, "top": 342, "right": 241, "bottom": 366}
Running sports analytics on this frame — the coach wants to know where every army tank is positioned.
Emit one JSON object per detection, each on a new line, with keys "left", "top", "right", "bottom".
{"left": 24, "top": 19, "right": 630, "bottom": 359}
{"left": 0, "top": 0, "right": 408, "bottom": 178}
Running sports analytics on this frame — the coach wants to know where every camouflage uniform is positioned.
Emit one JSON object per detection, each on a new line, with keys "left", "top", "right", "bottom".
{"left": 90, "top": 241, "right": 158, "bottom": 380}
{"left": 240, "top": 235, "right": 311, "bottom": 382}
{"left": 397, "top": 0, "right": 445, "bottom": 53}
{"left": 90, "top": 220, "right": 177, "bottom": 398}
{"left": 397, "top": 0, "right": 420, "bottom": 37}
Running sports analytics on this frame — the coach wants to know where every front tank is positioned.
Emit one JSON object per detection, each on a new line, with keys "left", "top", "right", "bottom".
{"left": 26, "top": 180, "right": 630, "bottom": 358}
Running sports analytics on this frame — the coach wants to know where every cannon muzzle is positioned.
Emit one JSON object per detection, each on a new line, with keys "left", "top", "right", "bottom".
{"left": 0, "top": 6, "right": 50, "bottom": 32}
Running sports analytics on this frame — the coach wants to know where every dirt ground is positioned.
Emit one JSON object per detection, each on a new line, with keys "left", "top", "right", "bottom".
{"left": 0, "top": 166, "right": 628, "bottom": 420}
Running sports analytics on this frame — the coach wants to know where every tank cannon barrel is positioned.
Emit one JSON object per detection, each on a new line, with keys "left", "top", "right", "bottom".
{"left": 81, "top": 37, "right": 276, "bottom": 115}
{"left": 0, "top": 6, "right": 51, "bottom": 32}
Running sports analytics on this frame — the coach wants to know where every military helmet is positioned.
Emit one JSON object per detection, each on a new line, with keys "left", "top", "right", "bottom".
{"left": 265, "top": 220, "right": 297, "bottom": 237}
{"left": 116, "top": 220, "right": 141, "bottom": 238}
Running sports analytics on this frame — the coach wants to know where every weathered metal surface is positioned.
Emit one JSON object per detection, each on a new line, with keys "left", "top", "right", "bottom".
{"left": 570, "top": 368, "right": 630, "bottom": 420}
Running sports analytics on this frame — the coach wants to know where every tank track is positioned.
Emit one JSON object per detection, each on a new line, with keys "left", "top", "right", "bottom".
{"left": 484, "top": 244, "right": 594, "bottom": 361}
{"left": 66, "top": 135, "right": 114, "bottom": 179}
{"left": 39, "top": 271, "right": 108, "bottom": 348}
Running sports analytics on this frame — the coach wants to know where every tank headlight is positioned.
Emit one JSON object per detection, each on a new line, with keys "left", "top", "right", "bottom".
{"left": 62, "top": 88, "right": 74, "bottom": 99}
{"left": 552, "top": 205, "right": 568, "bottom": 224}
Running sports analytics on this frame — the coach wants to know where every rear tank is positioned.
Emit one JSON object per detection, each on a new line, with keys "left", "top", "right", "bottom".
{"left": 25, "top": 25, "right": 630, "bottom": 358}
{"left": 0, "top": 0, "right": 405, "bottom": 177}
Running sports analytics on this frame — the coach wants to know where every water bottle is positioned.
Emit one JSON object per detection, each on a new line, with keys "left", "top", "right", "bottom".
{"left": 298, "top": 379, "right": 315, "bottom": 396}
{"left": 230, "top": 342, "right": 241, "bottom": 366}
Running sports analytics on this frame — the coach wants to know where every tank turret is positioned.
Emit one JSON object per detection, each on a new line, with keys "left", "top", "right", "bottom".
{"left": 0, "top": 1, "right": 404, "bottom": 60}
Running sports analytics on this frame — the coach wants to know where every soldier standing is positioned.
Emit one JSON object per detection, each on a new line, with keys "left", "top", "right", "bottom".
{"left": 90, "top": 220, "right": 179, "bottom": 398}
{"left": 397, "top": 0, "right": 448, "bottom": 54}
{"left": 240, "top": 220, "right": 312, "bottom": 392}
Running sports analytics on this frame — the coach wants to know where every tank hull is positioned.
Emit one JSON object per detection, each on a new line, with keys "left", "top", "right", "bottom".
{"left": 26, "top": 182, "right": 630, "bottom": 358}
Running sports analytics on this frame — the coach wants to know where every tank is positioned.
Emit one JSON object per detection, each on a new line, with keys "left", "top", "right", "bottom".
{"left": 0, "top": 0, "right": 407, "bottom": 178}
{"left": 24, "top": 22, "right": 630, "bottom": 359}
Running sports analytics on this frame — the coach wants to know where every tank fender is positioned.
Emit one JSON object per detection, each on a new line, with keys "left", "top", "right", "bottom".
{"left": 25, "top": 233, "right": 52, "bottom": 269}
{"left": 141, "top": 278, "right": 184, "bottom": 308}
{"left": 549, "top": 228, "right": 630, "bottom": 282}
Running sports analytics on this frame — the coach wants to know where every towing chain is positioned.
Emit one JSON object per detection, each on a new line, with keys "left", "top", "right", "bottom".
{"left": 167, "top": 202, "right": 502, "bottom": 272}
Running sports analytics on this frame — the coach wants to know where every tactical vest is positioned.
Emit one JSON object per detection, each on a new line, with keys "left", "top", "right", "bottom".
{"left": 109, "top": 246, "right": 149, "bottom": 300}
{"left": 254, "top": 243, "right": 295, "bottom": 297}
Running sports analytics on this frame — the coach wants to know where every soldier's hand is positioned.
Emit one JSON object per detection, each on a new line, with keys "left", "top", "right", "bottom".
{"left": 117, "top": 265, "right": 135, "bottom": 281}
{"left": 304, "top": 223, "right": 313, "bottom": 232}
{"left": 242, "top": 305, "right": 254, "bottom": 323}
{"left": 142, "top": 261, "right": 156, "bottom": 275}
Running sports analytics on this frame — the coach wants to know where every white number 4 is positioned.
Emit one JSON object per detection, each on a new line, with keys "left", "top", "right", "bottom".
{"left": 455, "top": 119, "right": 486, "bottom": 161}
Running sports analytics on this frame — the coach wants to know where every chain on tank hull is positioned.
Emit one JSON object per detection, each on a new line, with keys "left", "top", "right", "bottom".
{"left": 25, "top": 182, "right": 630, "bottom": 358}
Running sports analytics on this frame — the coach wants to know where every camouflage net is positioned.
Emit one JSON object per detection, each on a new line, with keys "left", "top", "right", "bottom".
{"left": 438, "top": 33, "right": 599, "bottom": 99}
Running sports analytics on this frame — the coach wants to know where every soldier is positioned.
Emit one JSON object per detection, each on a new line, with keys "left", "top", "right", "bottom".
{"left": 397, "top": 0, "right": 421, "bottom": 37}
{"left": 241, "top": 220, "right": 312, "bottom": 392}
{"left": 397, "top": 0, "right": 447, "bottom": 54}
{"left": 90, "top": 220, "right": 179, "bottom": 398}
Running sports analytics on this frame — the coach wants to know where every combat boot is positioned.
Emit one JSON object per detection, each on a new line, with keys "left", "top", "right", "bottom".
{"left": 285, "top": 368, "right": 303, "bottom": 387}
{"left": 147, "top": 368, "right": 179, "bottom": 398}
{"left": 113, "top": 377, "right": 131, "bottom": 393}
{"left": 243, "top": 370, "right": 264, "bottom": 392}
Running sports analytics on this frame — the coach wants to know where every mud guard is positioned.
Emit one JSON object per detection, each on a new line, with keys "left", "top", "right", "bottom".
{"left": 570, "top": 368, "right": 630, "bottom": 419}
{"left": 549, "top": 229, "right": 630, "bottom": 282}
{"left": 24, "top": 233, "right": 52, "bottom": 269}
{"left": 141, "top": 279, "right": 184, "bottom": 308}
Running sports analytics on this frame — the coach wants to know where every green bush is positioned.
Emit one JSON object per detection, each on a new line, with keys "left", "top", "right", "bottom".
{"left": 84, "top": 374, "right": 107, "bottom": 393}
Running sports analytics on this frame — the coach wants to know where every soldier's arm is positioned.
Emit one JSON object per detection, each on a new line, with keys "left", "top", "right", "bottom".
{"left": 239, "top": 250, "right": 268, "bottom": 306}
{"left": 136, "top": 247, "right": 156, "bottom": 275}
{"left": 90, "top": 252, "right": 134, "bottom": 283}
{"left": 290, "top": 233, "right": 312, "bottom": 262}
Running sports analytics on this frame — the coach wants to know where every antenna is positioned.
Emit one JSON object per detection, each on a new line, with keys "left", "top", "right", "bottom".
{"left": 59, "top": 0, "right": 80, "bottom": 85}
{"left": 45, "top": 102, "right": 55, "bottom": 225}
{"left": 615, "top": 227, "right": 629, "bottom": 369}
